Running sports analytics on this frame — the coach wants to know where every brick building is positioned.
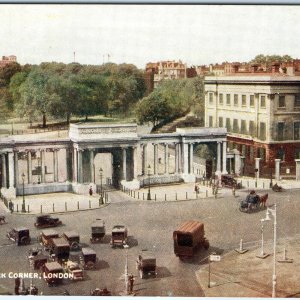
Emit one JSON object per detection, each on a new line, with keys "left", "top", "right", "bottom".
{"left": 204, "top": 68, "right": 300, "bottom": 176}
{"left": 0, "top": 55, "right": 17, "bottom": 67}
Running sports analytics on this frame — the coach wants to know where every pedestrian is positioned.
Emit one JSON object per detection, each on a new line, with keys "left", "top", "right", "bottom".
{"left": 15, "top": 277, "right": 20, "bottom": 295}
{"left": 89, "top": 186, "right": 93, "bottom": 196}
{"left": 128, "top": 274, "right": 135, "bottom": 294}
{"left": 9, "top": 200, "right": 14, "bottom": 213}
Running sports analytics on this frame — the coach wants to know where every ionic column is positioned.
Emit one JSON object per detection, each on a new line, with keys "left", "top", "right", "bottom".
{"left": 295, "top": 159, "right": 300, "bottom": 180}
{"left": 153, "top": 144, "right": 158, "bottom": 175}
{"left": 53, "top": 149, "right": 59, "bottom": 182}
{"left": 78, "top": 149, "right": 83, "bottom": 183}
{"left": 178, "top": 143, "right": 182, "bottom": 173}
{"left": 27, "top": 151, "right": 32, "bottom": 184}
{"left": 8, "top": 152, "right": 15, "bottom": 188}
{"left": 1, "top": 153, "right": 7, "bottom": 188}
{"left": 164, "top": 144, "right": 169, "bottom": 174}
{"left": 275, "top": 158, "right": 281, "bottom": 181}
{"left": 14, "top": 151, "right": 19, "bottom": 186}
{"left": 90, "top": 149, "right": 95, "bottom": 183}
{"left": 41, "top": 150, "right": 45, "bottom": 183}
{"left": 216, "top": 142, "right": 221, "bottom": 173}
{"left": 222, "top": 141, "right": 227, "bottom": 174}
{"left": 189, "top": 143, "right": 194, "bottom": 174}
{"left": 142, "top": 144, "right": 147, "bottom": 175}
{"left": 183, "top": 143, "right": 189, "bottom": 174}
{"left": 133, "top": 147, "right": 138, "bottom": 179}
{"left": 123, "top": 148, "right": 127, "bottom": 181}
{"left": 175, "top": 143, "right": 179, "bottom": 174}
{"left": 73, "top": 148, "right": 78, "bottom": 183}
{"left": 65, "top": 149, "right": 71, "bottom": 182}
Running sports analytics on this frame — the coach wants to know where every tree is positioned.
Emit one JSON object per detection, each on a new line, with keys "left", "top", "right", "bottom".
{"left": 0, "top": 62, "right": 22, "bottom": 87}
{"left": 250, "top": 54, "right": 293, "bottom": 66}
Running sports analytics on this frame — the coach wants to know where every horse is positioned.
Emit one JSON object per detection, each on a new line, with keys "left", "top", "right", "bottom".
{"left": 259, "top": 193, "right": 268, "bottom": 208}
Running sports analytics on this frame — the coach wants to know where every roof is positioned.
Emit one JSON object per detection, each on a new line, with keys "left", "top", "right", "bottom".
{"left": 42, "top": 229, "right": 59, "bottom": 236}
{"left": 91, "top": 220, "right": 105, "bottom": 227}
{"left": 81, "top": 247, "right": 96, "bottom": 256}
{"left": 63, "top": 231, "right": 79, "bottom": 238}
{"left": 14, "top": 227, "right": 29, "bottom": 232}
{"left": 52, "top": 238, "right": 70, "bottom": 247}
{"left": 44, "top": 262, "right": 63, "bottom": 271}
{"left": 112, "top": 225, "right": 126, "bottom": 233}
{"left": 175, "top": 221, "right": 204, "bottom": 234}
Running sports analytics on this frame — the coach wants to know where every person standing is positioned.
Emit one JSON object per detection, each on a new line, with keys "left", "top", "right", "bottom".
{"left": 14, "top": 277, "right": 20, "bottom": 295}
{"left": 128, "top": 274, "right": 135, "bottom": 294}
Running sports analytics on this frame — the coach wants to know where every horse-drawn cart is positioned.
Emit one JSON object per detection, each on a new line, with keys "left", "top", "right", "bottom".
{"left": 239, "top": 191, "right": 268, "bottom": 213}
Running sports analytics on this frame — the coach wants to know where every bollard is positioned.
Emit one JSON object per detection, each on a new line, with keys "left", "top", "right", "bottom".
{"left": 27, "top": 205, "right": 29, "bottom": 213}
{"left": 53, "top": 203, "right": 55, "bottom": 212}
{"left": 165, "top": 194, "right": 166, "bottom": 201}
{"left": 155, "top": 194, "right": 156, "bottom": 201}
{"left": 196, "top": 192, "right": 198, "bottom": 199}
{"left": 247, "top": 181, "right": 249, "bottom": 188}
{"left": 255, "top": 181, "right": 257, "bottom": 188}
{"left": 134, "top": 191, "right": 135, "bottom": 198}
{"left": 186, "top": 192, "right": 188, "bottom": 200}
{"left": 65, "top": 202, "right": 67, "bottom": 212}
{"left": 206, "top": 190, "right": 208, "bottom": 197}
{"left": 138, "top": 192, "right": 139, "bottom": 199}
{"left": 40, "top": 205, "right": 42, "bottom": 214}
{"left": 78, "top": 201, "right": 80, "bottom": 210}
{"left": 235, "top": 238, "right": 248, "bottom": 254}
{"left": 263, "top": 182, "right": 265, "bottom": 189}
{"left": 17, "top": 204, "right": 18, "bottom": 212}
{"left": 89, "top": 200, "right": 91, "bottom": 209}
{"left": 176, "top": 193, "right": 177, "bottom": 200}
{"left": 143, "top": 193, "right": 144, "bottom": 200}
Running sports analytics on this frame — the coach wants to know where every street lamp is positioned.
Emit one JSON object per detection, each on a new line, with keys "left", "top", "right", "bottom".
{"left": 269, "top": 168, "right": 273, "bottom": 188}
{"left": 147, "top": 165, "right": 151, "bottom": 200}
{"left": 21, "top": 173, "right": 26, "bottom": 213}
{"left": 124, "top": 244, "right": 129, "bottom": 295}
{"left": 264, "top": 204, "right": 277, "bottom": 298}
{"left": 256, "top": 219, "right": 269, "bottom": 259}
{"left": 99, "top": 168, "right": 103, "bottom": 203}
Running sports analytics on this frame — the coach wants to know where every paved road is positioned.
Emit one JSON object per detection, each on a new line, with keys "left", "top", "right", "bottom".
{"left": 0, "top": 188, "right": 299, "bottom": 296}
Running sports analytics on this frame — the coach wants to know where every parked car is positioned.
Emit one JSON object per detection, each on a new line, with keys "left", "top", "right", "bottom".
{"left": 136, "top": 250, "right": 156, "bottom": 279}
{"left": 34, "top": 215, "right": 62, "bottom": 228}
{"left": 7, "top": 227, "right": 31, "bottom": 246}
{"left": 49, "top": 238, "right": 70, "bottom": 262}
{"left": 42, "top": 262, "right": 64, "bottom": 286}
{"left": 90, "top": 219, "right": 106, "bottom": 243}
{"left": 221, "top": 174, "right": 242, "bottom": 189}
{"left": 64, "top": 260, "right": 84, "bottom": 281}
{"left": 173, "top": 221, "right": 209, "bottom": 258}
{"left": 110, "top": 225, "right": 128, "bottom": 248}
{"left": 63, "top": 231, "right": 80, "bottom": 250}
{"left": 80, "top": 247, "right": 97, "bottom": 269}
{"left": 31, "top": 253, "right": 48, "bottom": 271}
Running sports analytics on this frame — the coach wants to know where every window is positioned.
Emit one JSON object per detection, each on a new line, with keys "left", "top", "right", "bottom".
{"left": 226, "top": 118, "right": 231, "bottom": 131}
{"left": 258, "top": 148, "right": 266, "bottom": 161}
{"left": 209, "top": 93, "right": 213, "bottom": 104}
{"left": 219, "top": 93, "right": 223, "bottom": 105}
{"left": 295, "top": 147, "right": 300, "bottom": 159}
{"left": 249, "top": 121, "right": 255, "bottom": 136}
{"left": 295, "top": 95, "right": 300, "bottom": 107}
{"left": 241, "top": 145, "right": 246, "bottom": 157}
{"left": 278, "top": 96, "right": 285, "bottom": 108}
{"left": 260, "top": 96, "right": 266, "bottom": 108}
{"left": 250, "top": 146, "right": 254, "bottom": 160}
{"left": 242, "top": 95, "right": 247, "bottom": 107}
{"left": 241, "top": 120, "right": 247, "bottom": 134}
{"left": 218, "top": 117, "right": 223, "bottom": 127}
{"left": 233, "top": 119, "right": 239, "bottom": 133}
{"left": 226, "top": 94, "right": 231, "bottom": 105}
{"left": 259, "top": 122, "right": 266, "bottom": 140}
{"left": 250, "top": 95, "right": 255, "bottom": 107}
{"left": 234, "top": 94, "right": 238, "bottom": 106}
{"left": 294, "top": 122, "right": 300, "bottom": 140}
{"left": 209, "top": 116, "right": 213, "bottom": 127}
{"left": 277, "top": 122, "right": 285, "bottom": 141}
{"left": 277, "top": 148, "right": 285, "bottom": 161}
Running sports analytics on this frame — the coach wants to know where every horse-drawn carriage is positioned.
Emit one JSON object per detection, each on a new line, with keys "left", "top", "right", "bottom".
{"left": 239, "top": 191, "right": 268, "bottom": 213}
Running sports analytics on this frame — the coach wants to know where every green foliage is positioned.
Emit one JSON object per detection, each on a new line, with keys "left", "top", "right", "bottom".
{"left": 136, "top": 77, "right": 204, "bottom": 126}
{"left": 250, "top": 54, "right": 293, "bottom": 66}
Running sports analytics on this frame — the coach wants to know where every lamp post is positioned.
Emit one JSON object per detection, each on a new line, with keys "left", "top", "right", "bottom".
{"left": 124, "top": 244, "right": 129, "bottom": 294}
{"left": 21, "top": 173, "right": 26, "bottom": 213}
{"left": 147, "top": 164, "right": 151, "bottom": 200}
{"left": 269, "top": 168, "right": 273, "bottom": 188}
{"left": 37, "top": 156, "right": 41, "bottom": 184}
{"left": 256, "top": 218, "right": 269, "bottom": 258}
{"left": 264, "top": 204, "right": 277, "bottom": 298}
{"left": 99, "top": 168, "right": 103, "bottom": 203}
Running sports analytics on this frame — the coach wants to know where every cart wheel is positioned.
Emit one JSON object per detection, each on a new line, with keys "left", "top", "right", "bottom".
{"left": 139, "top": 269, "right": 144, "bottom": 279}
{"left": 86, "top": 261, "right": 95, "bottom": 269}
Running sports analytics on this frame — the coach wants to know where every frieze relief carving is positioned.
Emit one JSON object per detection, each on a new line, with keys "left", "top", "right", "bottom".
{"left": 79, "top": 127, "right": 136, "bottom": 135}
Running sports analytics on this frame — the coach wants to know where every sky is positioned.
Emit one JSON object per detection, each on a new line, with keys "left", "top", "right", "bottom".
{"left": 1, "top": 4, "right": 300, "bottom": 69}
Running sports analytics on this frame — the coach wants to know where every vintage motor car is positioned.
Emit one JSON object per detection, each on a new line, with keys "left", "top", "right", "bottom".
{"left": 7, "top": 227, "right": 31, "bottom": 246}
{"left": 30, "top": 253, "right": 48, "bottom": 271}
{"left": 64, "top": 260, "right": 84, "bottom": 281}
{"left": 34, "top": 215, "right": 62, "bottom": 228}
{"left": 173, "top": 221, "right": 209, "bottom": 258}
{"left": 80, "top": 247, "right": 97, "bottom": 269}
{"left": 49, "top": 238, "right": 70, "bottom": 262}
{"left": 63, "top": 231, "right": 80, "bottom": 250}
{"left": 42, "top": 261, "right": 64, "bottom": 286}
{"left": 90, "top": 288, "right": 111, "bottom": 296}
{"left": 28, "top": 247, "right": 43, "bottom": 260}
{"left": 90, "top": 219, "right": 106, "bottom": 243}
{"left": 40, "top": 229, "right": 59, "bottom": 250}
{"left": 136, "top": 250, "right": 156, "bottom": 279}
{"left": 221, "top": 174, "right": 242, "bottom": 189}
{"left": 110, "top": 225, "right": 128, "bottom": 248}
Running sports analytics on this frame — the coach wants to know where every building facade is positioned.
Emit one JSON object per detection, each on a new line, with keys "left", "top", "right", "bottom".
{"left": 204, "top": 74, "right": 300, "bottom": 176}
{"left": 0, "top": 55, "right": 17, "bottom": 67}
